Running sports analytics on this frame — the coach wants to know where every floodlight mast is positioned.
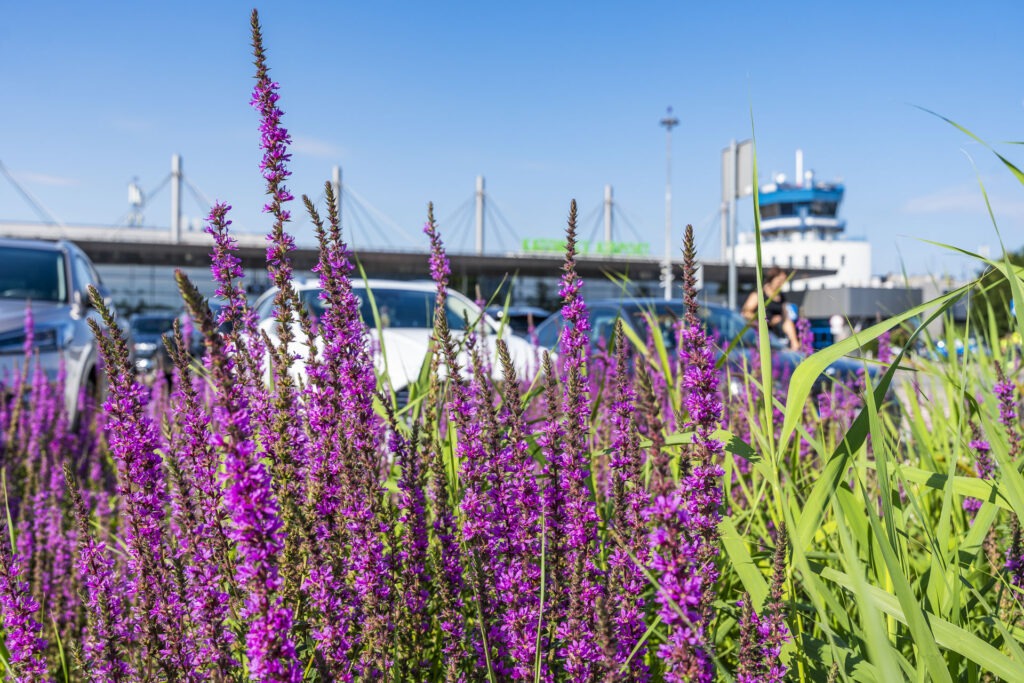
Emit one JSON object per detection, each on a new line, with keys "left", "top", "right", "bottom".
{"left": 660, "top": 107, "right": 679, "bottom": 300}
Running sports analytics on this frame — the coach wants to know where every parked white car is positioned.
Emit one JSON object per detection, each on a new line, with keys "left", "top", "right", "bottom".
{"left": 253, "top": 279, "right": 541, "bottom": 396}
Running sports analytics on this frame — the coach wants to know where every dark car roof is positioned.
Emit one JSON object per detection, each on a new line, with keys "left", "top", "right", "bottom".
{"left": 486, "top": 305, "right": 551, "bottom": 316}
{"left": 0, "top": 237, "right": 77, "bottom": 254}
{"left": 588, "top": 297, "right": 727, "bottom": 312}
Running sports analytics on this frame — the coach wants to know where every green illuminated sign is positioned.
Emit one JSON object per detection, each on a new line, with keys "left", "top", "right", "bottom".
{"left": 520, "top": 238, "right": 649, "bottom": 256}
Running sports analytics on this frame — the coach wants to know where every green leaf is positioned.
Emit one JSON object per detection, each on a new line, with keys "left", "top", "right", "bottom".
{"left": 650, "top": 429, "right": 758, "bottom": 461}
{"left": 779, "top": 283, "right": 974, "bottom": 455}
{"left": 720, "top": 516, "right": 769, "bottom": 607}
{"left": 819, "top": 566, "right": 1024, "bottom": 680}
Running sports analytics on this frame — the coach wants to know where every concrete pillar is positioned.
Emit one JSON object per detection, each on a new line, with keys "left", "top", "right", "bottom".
{"left": 475, "top": 175, "right": 485, "bottom": 255}
{"left": 170, "top": 154, "right": 182, "bottom": 243}
{"left": 331, "top": 165, "right": 342, "bottom": 226}
{"left": 603, "top": 184, "right": 613, "bottom": 246}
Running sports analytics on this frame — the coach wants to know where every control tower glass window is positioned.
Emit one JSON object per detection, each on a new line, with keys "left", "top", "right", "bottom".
{"left": 810, "top": 201, "right": 837, "bottom": 216}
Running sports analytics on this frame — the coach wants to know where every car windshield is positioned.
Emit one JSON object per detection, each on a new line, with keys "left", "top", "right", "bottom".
{"left": 132, "top": 317, "right": 176, "bottom": 335}
{"left": 296, "top": 287, "right": 483, "bottom": 332}
{"left": 0, "top": 247, "right": 67, "bottom": 303}
{"left": 537, "top": 302, "right": 763, "bottom": 350}
{"left": 624, "top": 304, "right": 759, "bottom": 350}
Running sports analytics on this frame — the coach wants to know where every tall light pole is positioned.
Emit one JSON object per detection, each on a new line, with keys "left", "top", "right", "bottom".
{"left": 660, "top": 107, "right": 679, "bottom": 300}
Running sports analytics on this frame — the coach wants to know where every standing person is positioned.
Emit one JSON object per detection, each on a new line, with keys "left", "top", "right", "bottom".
{"left": 740, "top": 267, "right": 800, "bottom": 351}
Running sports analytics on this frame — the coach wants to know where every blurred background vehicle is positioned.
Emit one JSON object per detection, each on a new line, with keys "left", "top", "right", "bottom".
{"left": 0, "top": 238, "right": 116, "bottom": 422}
{"left": 255, "top": 280, "right": 542, "bottom": 401}
{"left": 484, "top": 305, "right": 551, "bottom": 337}
{"left": 531, "top": 298, "right": 873, "bottom": 394}
{"left": 129, "top": 313, "right": 177, "bottom": 375}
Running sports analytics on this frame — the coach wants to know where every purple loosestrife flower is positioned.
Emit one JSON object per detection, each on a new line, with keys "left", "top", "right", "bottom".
{"left": 647, "top": 225, "right": 724, "bottom": 682}
{"left": 678, "top": 224, "right": 725, "bottom": 559}
{"left": 42, "top": 368, "right": 78, "bottom": 637}
{"left": 176, "top": 273, "right": 301, "bottom": 682}
{"left": 205, "top": 202, "right": 268, "bottom": 403}
{"left": 164, "top": 322, "right": 237, "bottom": 675}
{"left": 250, "top": 10, "right": 299, "bottom": 355}
{"left": 552, "top": 201, "right": 604, "bottom": 681}
{"left": 645, "top": 493, "right": 706, "bottom": 679}
{"left": 797, "top": 317, "right": 815, "bottom": 355}
{"left": 994, "top": 361, "right": 1022, "bottom": 459}
{"left": 462, "top": 332, "right": 519, "bottom": 677}
{"left": 248, "top": 13, "right": 313, "bottom": 620}
{"left": 736, "top": 529, "right": 790, "bottom": 682}
{"left": 385, "top": 404, "right": 432, "bottom": 678}
{"left": 635, "top": 358, "right": 672, "bottom": 497}
{"left": 818, "top": 392, "right": 834, "bottom": 422}
{"left": 493, "top": 340, "right": 546, "bottom": 680}
{"left": 301, "top": 194, "right": 392, "bottom": 676}
{"left": 424, "top": 208, "right": 471, "bottom": 680}
{"left": 16, "top": 352, "right": 49, "bottom": 569}
{"left": 876, "top": 329, "right": 893, "bottom": 365}
{"left": 0, "top": 545, "right": 47, "bottom": 679}
{"left": 963, "top": 422, "right": 995, "bottom": 514}
{"left": 86, "top": 288, "right": 192, "bottom": 674}
{"left": 537, "top": 351, "right": 567, "bottom": 584}
{"left": 438, "top": 310, "right": 499, "bottom": 670}
{"left": 1006, "top": 516, "right": 1024, "bottom": 588}
{"left": 604, "top": 322, "right": 650, "bottom": 680}
{"left": 295, "top": 192, "right": 379, "bottom": 671}
{"left": 66, "top": 465, "right": 136, "bottom": 682}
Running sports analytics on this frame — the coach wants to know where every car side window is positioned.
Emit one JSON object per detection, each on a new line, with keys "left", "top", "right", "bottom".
{"left": 589, "top": 307, "right": 623, "bottom": 349}
{"left": 72, "top": 254, "right": 95, "bottom": 295}
{"left": 532, "top": 318, "right": 559, "bottom": 349}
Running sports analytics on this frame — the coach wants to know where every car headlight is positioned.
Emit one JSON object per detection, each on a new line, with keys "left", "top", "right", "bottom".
{"left": 0, "top": 324, "right": 73, "bottom": 355}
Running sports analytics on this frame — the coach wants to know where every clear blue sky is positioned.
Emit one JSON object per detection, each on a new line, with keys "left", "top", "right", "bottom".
{"left": 2, "top": 1, "right": 1023, "bottom": 279}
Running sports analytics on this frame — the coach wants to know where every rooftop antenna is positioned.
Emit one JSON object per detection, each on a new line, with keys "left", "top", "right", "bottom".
{"left": 660, "top": 106, "right": 680, "bottom": 300}
{"left": 795, "top": 149, "right": 804, "bottom": 187}
{"left": 127, "top": 177, "right": 145, "bottom": 226}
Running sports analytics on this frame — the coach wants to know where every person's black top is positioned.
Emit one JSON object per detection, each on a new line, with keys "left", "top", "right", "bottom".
{"left": 765, "top": 293, "right": 786, "bottom": 320}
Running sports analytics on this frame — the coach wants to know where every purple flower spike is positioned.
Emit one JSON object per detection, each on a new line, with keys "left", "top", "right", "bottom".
{"left": 0, "top": 547, "right": 48, "bottom": 678}
{"left": 176, "top": 271, "right": 301, "bottom": 682}
{"left": 994, "top": 361, "right": 1021, "bottom": 460}
{"left": 876, "top": 329, "right": 893, "bottom": 365}
{"left": 85, "top": 288, "right": 194, "bottom": 671}
{"left": 647, "top": 225, "right": 724, "bottom": 681}
{"left": 1006, "top": 517, "right": 1024, "bottom": 588}
{"left": 963, "top": 422, "right": 994, "bottom": 515}
{"left": 796, "top": 317, "right": 815, "bottom": 356}
{"left": 737, "top": 530, "right": 789, "bottom": 682}
{"left": 605, "top": 322, "right": 650, "bottom": 679}
{"left": 553, "top": 201, "right": 604, "bottom": 681}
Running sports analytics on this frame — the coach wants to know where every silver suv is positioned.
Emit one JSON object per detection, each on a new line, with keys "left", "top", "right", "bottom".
{"left": 0, "top": 238, "right": 113, "bottom": 422}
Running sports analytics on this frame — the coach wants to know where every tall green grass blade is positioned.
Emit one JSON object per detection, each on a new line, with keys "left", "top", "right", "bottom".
{"left": 781, "top": 280, "right": 973, "bottom": 454}
{"left": 620, "top": 615, "right": 661, "bottom": 673}
{"left": 919, "top": 106, "right": 1024, "bottom": 187}
{"left": 866, "top": 460, "right": 1008, "bottom": 510}
{"left": 720, "top": 516, "right": 769, "bottom": 607}
{"left": 745, "top": 127, "right": 777, "bottom": 457}
{"left": 860, "top": 474, "right": 955, "bottom": 682}
{"left": 820, "top": 566, "right": 1024, "bottom": 679}
{"left": 831, "top": 499, "right": 905, "bottom": 680}
{"left": 795, "top": 355, "right": 901, "bottom": 552}
{"left": 51, "top": 615, "right": 68, "bottom": 683}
